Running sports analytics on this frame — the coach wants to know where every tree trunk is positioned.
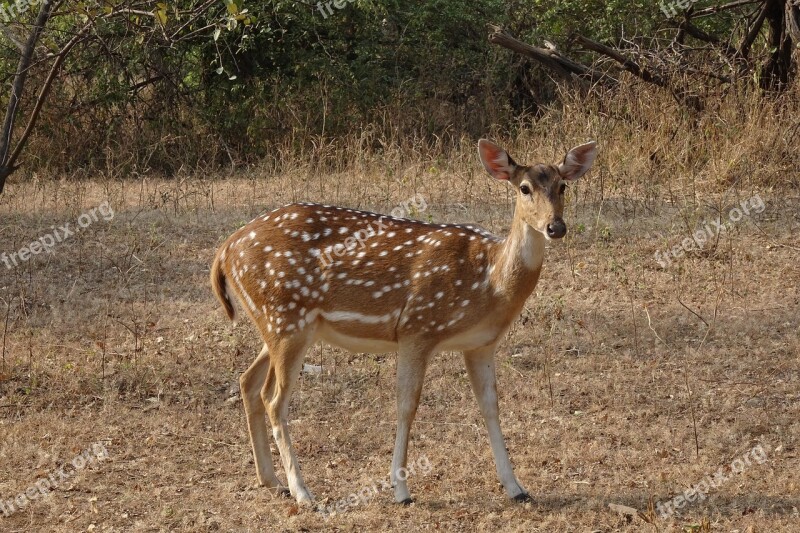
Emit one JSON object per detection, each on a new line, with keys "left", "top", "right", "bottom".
{"left": 760, "top": 0, "right": 795, "bottom": 90}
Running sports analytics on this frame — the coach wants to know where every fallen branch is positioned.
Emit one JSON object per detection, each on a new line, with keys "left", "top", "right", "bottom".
{"left": 677, "top": 19, "right": 739, "bottom": 57}
{"left": 487, "top": 25, "right": 610, "bottom": 85}
{"left": 572, "top": 34, "right": 670, "bottom": 88}
{"left": 690, "top": 0, "right": 763, "bottom": 18}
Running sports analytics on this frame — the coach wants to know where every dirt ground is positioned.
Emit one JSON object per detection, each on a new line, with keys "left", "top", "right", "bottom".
{"left": 0, "top": 170, "right": 798, "bottom": 532}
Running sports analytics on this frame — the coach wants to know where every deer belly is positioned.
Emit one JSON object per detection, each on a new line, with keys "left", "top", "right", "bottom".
{"left": 315, "top": 309, "right": 400, "bottom": 353}
{"left": 434, "top": 321, "right": 506, "bottom": 352}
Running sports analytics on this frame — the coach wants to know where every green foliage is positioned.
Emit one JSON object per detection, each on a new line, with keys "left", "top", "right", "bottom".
{"left": 0, "top": 0, "right": 773, "bottom": 176}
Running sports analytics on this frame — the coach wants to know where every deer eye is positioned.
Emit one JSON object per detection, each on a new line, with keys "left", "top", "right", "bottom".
{"left": 520, "top": 184, "right": 531, "bottom": 195}
{"left": 559, "top": 183, "right": 567, "bottom": 195}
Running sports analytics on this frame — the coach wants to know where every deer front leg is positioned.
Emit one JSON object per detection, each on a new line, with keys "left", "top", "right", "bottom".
{"left": 463, "top": 345, "right": 529, "bottom": 501}
{"left": 391, "top": 343, "right": 432, "bottom": 504}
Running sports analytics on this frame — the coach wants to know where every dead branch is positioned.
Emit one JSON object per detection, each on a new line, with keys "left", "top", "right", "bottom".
{"left": 690, "top": 0, "right": 763, "bottom": 18}
{"left": 487, "top": 25, "right": 609, "bottom": 85}
{"left": 740, "top": 1, "right": 770, "bottom": 57}
{"left": 572, "top": 34, "right": 670, "bottom": 88}
{"left": 677, "top": 20, "right": 739, "bottom": 57}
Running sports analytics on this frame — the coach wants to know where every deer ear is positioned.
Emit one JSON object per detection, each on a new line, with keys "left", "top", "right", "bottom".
{"left": 478, "top": 139, "right": 516, "bottom": 181}
{"left": 558, "top": 141, "right": 597, "bottom": 181}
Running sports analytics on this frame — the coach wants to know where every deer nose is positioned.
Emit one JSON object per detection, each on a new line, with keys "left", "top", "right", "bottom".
{"left": 546, "top": 219, "right": 567, "bottom": 239}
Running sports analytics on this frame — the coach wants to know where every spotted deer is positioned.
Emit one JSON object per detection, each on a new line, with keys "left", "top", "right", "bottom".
{"left": 210, "top": 139, "right": 597, "bottom": 505}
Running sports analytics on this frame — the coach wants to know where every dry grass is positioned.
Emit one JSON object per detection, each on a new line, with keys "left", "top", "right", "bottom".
{"left": 1, "top": 89, "right": 799, "bottom": 532}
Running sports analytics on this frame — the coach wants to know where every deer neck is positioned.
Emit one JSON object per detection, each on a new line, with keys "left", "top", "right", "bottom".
{"left": 489, "top": 206, "right": 545, "bottom": 297}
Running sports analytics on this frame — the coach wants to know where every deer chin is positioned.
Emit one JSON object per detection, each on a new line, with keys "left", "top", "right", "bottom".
{"left": 531, "top": 225, "right": 553, "bottom": 241}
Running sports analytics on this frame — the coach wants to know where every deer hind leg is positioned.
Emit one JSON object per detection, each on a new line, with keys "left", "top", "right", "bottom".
{"left": 239, "top": 344, "right": 287, "bottom": 495}
{"left": 463, "top": 345, "right": 529, "bottom": 501}
{"left": 264, "top": 333, "right": 315, "bottom": 505}
{"left": 391, "top": 342, "right": 433, "bottom": 504}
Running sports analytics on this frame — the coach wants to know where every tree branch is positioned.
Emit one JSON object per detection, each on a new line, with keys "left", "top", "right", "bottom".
{"left": 739, "top": 1, "right": 769, "bottom": 58}
{"left": 690, "top": 0, "right": 763, "bottom": 18}
{"left": 487, "top": 25, "right": 609, "bottom": 85}
{"left": 572, "top": 34, "right": 670, "bottom": 88}
{"left": 677, "top": 19, "right": 739, "bottom": 57}
{"left": 0, "top": 0, "right": 57, "bottom": 193}
{"left": 7, "top": 23, "right": 93, "bottom": 169}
